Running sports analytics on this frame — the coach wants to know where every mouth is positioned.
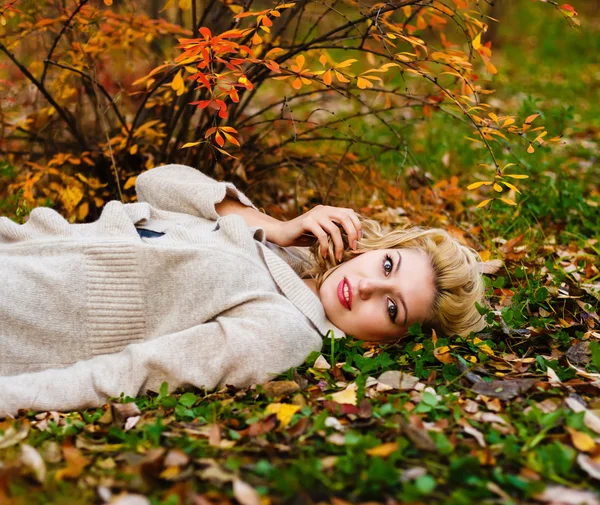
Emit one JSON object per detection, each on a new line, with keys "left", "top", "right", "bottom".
{"left": 337, "top": 277, "right": 352, "bottom": 310}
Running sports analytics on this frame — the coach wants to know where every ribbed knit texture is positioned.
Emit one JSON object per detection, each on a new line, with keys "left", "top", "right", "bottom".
{"left": 0, "top": 164, "right": 342, "bottom": 416}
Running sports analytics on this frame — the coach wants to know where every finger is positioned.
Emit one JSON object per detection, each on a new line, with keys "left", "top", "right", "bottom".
{"left": 344, "top": 209, "right": 362, "bottom": 244}
{"left": 337, "top": 213, "right": 359, "bottom": 250}
{"left": 308, "top": 224, "right": 330, "bottom": 259}
{"left": 319, "top": 220, "right": 344, "bottom": 262}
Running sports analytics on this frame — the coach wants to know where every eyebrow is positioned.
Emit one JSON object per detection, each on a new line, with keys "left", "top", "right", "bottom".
{"left": 396, "top": 250, "right": 409, "bottom": 327}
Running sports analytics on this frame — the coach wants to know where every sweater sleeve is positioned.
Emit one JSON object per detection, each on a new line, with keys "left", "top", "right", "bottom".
{"left": 135, "top": 164, "right": 257, "bottom": 221}
{"left": 0, "top": 306, "right": 322, "bottom": 417}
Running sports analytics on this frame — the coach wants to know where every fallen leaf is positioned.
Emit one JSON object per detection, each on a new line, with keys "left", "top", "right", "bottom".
{"left": 329, "top": 383, "right": 357, "bottom": 406}
{"left": 462, "top": 423, "right": 486, "bottom": 447}
{"left": 398, "top": 418, "right": 436, "bottom": 452}
{"left": 55, "top": 445, "right": 90, "bottom": 480}
{"left": 565, "top": 397, "right": 600, "bottom": 435}
{"left": 262, "top": 380, "right": 300, "bottom": 397}
{"left": 233, "top": 478, "right": 261, "bottom": 505}
{"left": 21, "top": 444, "right": 46, "bottom": 483}
{"left": 0, "top": 422, "right": 30, "bottom": 449}
{"left": 377, "top": 371, "right": 419, "bottom": 391}
{"left": 566, "top": 427, "right": 596, "bottom": 453}
{"left": 313, "top": 355, "right": 331, "bottom": 369}
{"left": 566, "top": 342, "right": 591, "bottom": 365}
{"left": 264, "top": 403, "right": 301, "bottom": 427}
{"left": 110, "top": 495, "right": 151, "bottom": 505}
{"left": 365, "top": 442, "right": 400, "bottom": 457}
{"left": 535, "top": 485, "right": 600, "bottom": 505}
{"left": 472, "top": 378, "right": 537, "bottom": 400}
{"left": 577, "top": 454, "right": 600, "bottom": 481}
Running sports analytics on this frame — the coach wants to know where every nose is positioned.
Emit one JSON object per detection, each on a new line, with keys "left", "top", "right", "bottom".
{"left": 357, "top": 278, "right": 388, "bottom": 300}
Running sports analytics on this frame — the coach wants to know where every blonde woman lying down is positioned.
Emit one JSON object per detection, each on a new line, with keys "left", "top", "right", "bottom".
{"left": 0, "top": 164, "right": 485, "bottom": 416}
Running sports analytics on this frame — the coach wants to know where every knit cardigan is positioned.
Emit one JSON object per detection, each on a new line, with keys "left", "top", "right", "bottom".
{"left": 0, "top": 164, "right": 342, "bottom": 416}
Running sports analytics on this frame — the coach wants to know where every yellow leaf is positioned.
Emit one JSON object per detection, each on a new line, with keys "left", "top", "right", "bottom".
{"left": 402, "top": 5, "right": 412, "bottom": 17}
{"left": 431, "top": 328, "right": 438, "bottom": 347}
{"left": 527, "top": 144, "right": 535, "bottom": 154}
{"left": 488, "top": 112, "right": 498, "bottom": 124}
{"left": 179, "top": 0, "right": 192, "bottom": 9}
{"left": 502, "top": 118, "right": 515, "bottom": 127}
{"left": 476, "top": 198, "right": 493, "bottom": 208}
{"left": 335, "top": 70, "right": 350, "bottom": 83}
{"left": 504, "top": 174, "right": 528, "bottom": 179}
{"left": 264, "top": 403, "right": 300, "bottom": 427}
{"left": 171, "top": 69, "right": 185, "bottom": 96}
{"left": 412, "top": 343, "right": 424, "bottom": 351}
{"left": 499, "top": 198, "right": 517, "bottom": 206}
{"left": 502, "top": 163, "right": 517, "bottom": 170}
{"left": 330, "top": 383, "right": 357, "bottom": 406}
{"left": 356, "top": 76, "right": 373, "bottom": 89}
{"left": 182, "top": 141, "right": 203, "bottom": 148}
{"left": 319, "top": 54, "right": 327, "bottom": 66}
{"left": 123, "top": 176, "right": 137, "bottom": 190}
{"left": 493, "top": 183, "right": 502, "bottom": 192}
{"left": 473, "top": 337, "right": 494, "bottom": 356}
{"left": 295, "top": 54, "right": 305, "bottom": 69}
{"left": 534, "top": 131, "right": 548, "bottom": 143}
{"left": 500, "top": 181, "right": 520, "bottom": 193}
{"left": 472, "top": 32, "right": 482, "bottom": 50}
{"left": 566, "top": 427, "right": 596, "bottom": 453}
{"left": 160, "top": 466, "right": 180, "bottom": 479}
{"left": 335, "top": 59, "right": 358, "bottom": 69}
{"left": 365, "top": 442, "right": 399, "bottom": 457}
{"left": 77, "top": 202, "right": 89, "bottom": 221}
{"left": 434, "top": 346, "right": 454, "bottom": 364}
{"left": 129, "top": 144, "right": 138, "bottom": 155}
{"left": 468, "top": 181, "right": 492, "bottom": 190}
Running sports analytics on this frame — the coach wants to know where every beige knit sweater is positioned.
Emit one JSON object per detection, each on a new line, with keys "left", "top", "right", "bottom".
{"left": 0, "top": 164, "right": 342, "bottom": 416}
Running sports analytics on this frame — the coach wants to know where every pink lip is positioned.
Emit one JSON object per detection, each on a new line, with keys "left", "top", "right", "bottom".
{"left": 337, "top": 277, "right": 352, "bottom": 310}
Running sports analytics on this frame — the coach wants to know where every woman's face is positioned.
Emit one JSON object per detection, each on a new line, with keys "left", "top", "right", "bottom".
{"left": 319, "top": 248, "right": 437, "bottom": 342}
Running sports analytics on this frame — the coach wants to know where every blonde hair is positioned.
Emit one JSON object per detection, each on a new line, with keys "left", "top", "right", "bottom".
{"left": 303, "top": 218, "right": 487, "bottom": 337}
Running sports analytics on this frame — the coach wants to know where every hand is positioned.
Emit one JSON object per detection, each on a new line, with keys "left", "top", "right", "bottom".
{"left": 273, "top": 205, "right": 362, "bottom": 262}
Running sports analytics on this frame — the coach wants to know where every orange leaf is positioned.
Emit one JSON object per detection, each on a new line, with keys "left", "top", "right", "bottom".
{"left": 295, "top": 54, "right": 305, "bottom": 69}
{"left": 222, "top": 132, "right": 240, "bottom": 146}
{"left": 525, "top": 113, "right": 539, "bottom": 124}
{"left": 104, "top": 0, "right": 113, "bottom": 5}
{"left": 434, "top": 346, "right": 455, "bottom": 364}
{"left": 215, "top": 131, "right": 225, "bottom": 147}
{"left": 335, "top": 70, "right": 350, "bottom": 83}
{"left": 292, "top": 77, "right": 302, "bottom": 89}
{"left": 527, "top": 144, "right": 535, "bottom": 154}
{"left": 323, "top": 69, "right": 332, "bottom": 86}
{"left": 319, "top": 54, "right": 327, "bottom": 66}
{"left": 356, "top": 76, "right": 373, "bottom": 89}
{"left": 55, "top": 446, "right": 89, "bottom": 481}
{"left": 365, "top": 442, "right": 400, "bottom": 458}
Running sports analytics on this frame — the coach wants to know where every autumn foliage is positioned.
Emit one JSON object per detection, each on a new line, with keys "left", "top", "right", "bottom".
{"left": 0, "top": 0, "right": 579, "bottom": 222}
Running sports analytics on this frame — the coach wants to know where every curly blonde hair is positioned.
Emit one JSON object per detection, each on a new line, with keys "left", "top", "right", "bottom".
{"left": 302, "top": 217, "right": 487, "bottom": 337}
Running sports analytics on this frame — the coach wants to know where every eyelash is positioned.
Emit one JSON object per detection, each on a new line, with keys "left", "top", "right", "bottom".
{"left": 383, "top": 254, "right": 398, "bottom": 323}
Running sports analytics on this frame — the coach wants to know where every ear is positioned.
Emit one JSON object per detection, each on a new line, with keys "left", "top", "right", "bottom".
{"left": 478, "top": 259, "right": 503, "bottom": 275}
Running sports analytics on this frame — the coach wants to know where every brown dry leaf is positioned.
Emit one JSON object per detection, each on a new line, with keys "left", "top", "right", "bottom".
{"left": 208, "top": 424, "right": 221, "bottom": 447}
{"left": 472, "top": 378, "right": 537, "bottom": 400}
{"left": 577, "top": 454, "right": 600, "bottom": 481}
{"left": 365, "top": 442, "right": 400, "bottom": 458}
{"left": 233, "top": 478, "right": 261, "bottom": 505}
{"left": 566, "top": 342, "right": 591, "bottom": 365}
{"left": 399, "top": 418, "right": 436, "bottom": 452}
{"left": 164, "top": 449, "right": 190, "bottom": 467}
{"left": 313, "top": 355, "right": 331, "bottom": 370}
{"left": 55, "top": 445, "right": 90, "bottom": 480}
{"left": 566, "top": 427, "right": 596, "bottom": 453}
{"left": 461, "top": 422, "right": 486, "bottom": 447}
{"left": 479, "top": 259, "right": 503, "bottom": 274}
{"left": 261, "top": 380, "right": 300, "bottom": 397}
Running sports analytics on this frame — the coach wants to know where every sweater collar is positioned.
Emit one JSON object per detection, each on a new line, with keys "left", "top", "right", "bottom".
{"left": 257, "top": 243, "right": 345, "bottom": 339}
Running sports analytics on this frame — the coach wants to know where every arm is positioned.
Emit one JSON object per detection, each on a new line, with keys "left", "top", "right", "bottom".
{"left": 136, "top": 164, "right": 362, "bottom": 260}
{"left": 0, "top": 305, "right": 322, "bottom": 417}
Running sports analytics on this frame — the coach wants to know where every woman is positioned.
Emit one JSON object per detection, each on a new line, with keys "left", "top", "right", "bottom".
{"left": 0, "top": 164, "right": 485, "bottom": 416}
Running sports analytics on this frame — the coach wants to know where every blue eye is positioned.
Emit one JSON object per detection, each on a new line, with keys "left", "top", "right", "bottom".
{"left": 387, "top": 298, "right": 398, "bottom": 322}
{"left": 383, "top": 254, "right": 394, "bottom": 276}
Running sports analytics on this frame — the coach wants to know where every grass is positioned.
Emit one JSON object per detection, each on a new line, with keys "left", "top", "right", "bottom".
{"left": 1, "top": 2, "right": 599, "bottom": 504}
